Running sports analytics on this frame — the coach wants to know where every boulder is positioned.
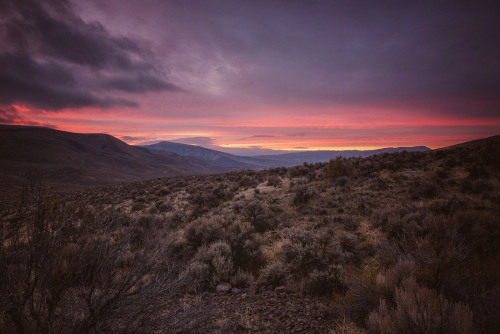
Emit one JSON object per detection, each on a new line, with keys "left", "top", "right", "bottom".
{"left": 216, "top": 282, "right": 232, "bottom": 293}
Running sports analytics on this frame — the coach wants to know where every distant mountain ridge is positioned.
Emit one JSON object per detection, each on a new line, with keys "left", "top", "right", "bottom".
{"left": 144, "top": 141, "right": 431, "bottom": 168}
{"left": 144, "top": 141, "right": 273, "bottom": 169}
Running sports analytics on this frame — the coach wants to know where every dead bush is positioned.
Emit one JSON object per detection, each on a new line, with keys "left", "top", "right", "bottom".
{"left": 0, "top": 170, "right": 206, "bottom": 333}
{"left": 367, "top": 276, "right": 474, "bottom": 334}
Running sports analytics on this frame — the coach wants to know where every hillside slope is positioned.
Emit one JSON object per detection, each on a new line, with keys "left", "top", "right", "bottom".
{"left": 0, "top": 125, "right": 234, "bottom": 199}
{"left": 253, "top": 146, "right": 431, "bottom": 166}
{"left": 1, "top": 134, "right": 499, "bottom": 332}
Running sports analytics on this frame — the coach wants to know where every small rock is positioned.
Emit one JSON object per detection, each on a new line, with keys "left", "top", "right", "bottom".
{"left": 250, "top": 282, "right": 259, "bottom": 295}
{"left": 231, "top": 287, "right": 242, "bottom": 294}
{"left": 275, "top": 286, "right": 286, "bottom": 294}
{"left": 216, "top": 282, "right": 232, "bottom": 293}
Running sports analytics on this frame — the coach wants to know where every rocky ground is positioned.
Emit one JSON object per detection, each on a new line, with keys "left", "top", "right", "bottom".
{"left": 179, "top": 284, "right": 365, "bottom": 333}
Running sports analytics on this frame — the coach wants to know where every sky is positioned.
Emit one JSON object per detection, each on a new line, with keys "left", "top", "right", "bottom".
{"left": 1, "top": 0, "right": 499, "bottom": 155}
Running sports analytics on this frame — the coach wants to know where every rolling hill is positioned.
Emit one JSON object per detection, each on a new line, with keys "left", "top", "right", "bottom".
{"left": 0, "top": 125, "right": 235, "bottom": 202}
{"left": 144, "top": 141, "right": 273, "bottom": 169}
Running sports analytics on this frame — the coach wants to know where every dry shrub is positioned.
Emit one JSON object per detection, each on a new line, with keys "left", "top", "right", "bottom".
{"left": 258, "top": 262, "right": 288, "bottom": 286}
{"left": 327, "top": 156, "right": 354, "bottom": 180}
{"left": 329, "top": 318, "right": 367, "bottom": 334}
{"left": 242, "top": 200, "right": 277, "bottom": 233}
{"left": 266, "top": 176, "right": 282, "bottom": 187}
{"left": 227, "top": 220, "right": 264, "bottom": 272}
{"left": 304, "top": 265, "right": 344, "bottom": 295}
{"left": 357, "top": 221, "right": 383, "bottom": 249}
{"left": 0, "top": 171, "right": 198, "bottom": 333}
{"left": 231, "top": 269, "right": 255, "bottom": 288}
{"left": 375, "top": 260, "right": 416, "bottom": 299}
{"left": 183, "top": 216, "right": 226, "bottom": 251}
{"left": 409, "top": 180, "right": 440, "bottom": 200}
{"left": 337, "top": 260, "right": 380, "bottom": 321}
{"left": 131, "top": 201, "right": 146, "bottom": 212}
{"left": 187, "top": 241, "right": 234, "bottom": 290}
{"left": 277, "top": 228, "right": 344, "bottom": 279}
{"left": 292, "top": 183, "right": 313, "bottom": 207}
{"left": 367, "top": 276, "right": 474, "bottom": 334}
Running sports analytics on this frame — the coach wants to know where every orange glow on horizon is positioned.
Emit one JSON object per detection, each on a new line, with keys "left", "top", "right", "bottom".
{"left": 2, "top": 103, "right": 499, "bottom": 152}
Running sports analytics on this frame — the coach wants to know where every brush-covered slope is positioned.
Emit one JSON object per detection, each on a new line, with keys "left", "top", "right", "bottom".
{"left": 1, "top": 134, "right": 499, "bottom": 332}
{"left": 146, "top": 141, "right": 431, "bottom": 169}
{"left": 253, "top": 146, "right": 431, "bottom": 166}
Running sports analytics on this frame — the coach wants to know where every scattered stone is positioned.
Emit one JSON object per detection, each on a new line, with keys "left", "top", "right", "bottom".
{"left": 250, "top": 282, "right": 259, "bottom": 295}
{"left": 216, "top": 282, "right": 232, "bottom": 293}
{"left": 275, "top": 286, "right": 286, "bottom": 294}
{"left": 231, "top": 287, "right": 242, "bottom": 294}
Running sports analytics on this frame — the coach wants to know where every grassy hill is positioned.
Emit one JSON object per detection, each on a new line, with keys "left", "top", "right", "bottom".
{"left": 0, "top": 135, "right": 499, "bottom": 333}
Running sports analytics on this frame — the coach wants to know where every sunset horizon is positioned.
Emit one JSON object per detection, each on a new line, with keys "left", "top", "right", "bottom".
{"left": 1, "top": 0, "right": 499, "bottom": 154}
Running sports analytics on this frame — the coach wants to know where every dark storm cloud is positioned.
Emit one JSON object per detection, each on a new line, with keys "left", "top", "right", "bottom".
{"left": 0, "top": 0, "right": 179, "bottom": 110}
{"left": 0, "top": 53, "right": 136, "bottom": 109}
{"left": 2, "top": 0, "right": 499, "bottom": 124}
{"left": 107, "top": 0, "right": 498, "bottom": 117}
{"left": 104, "top": 74, "right": 182, "bottom": 93}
